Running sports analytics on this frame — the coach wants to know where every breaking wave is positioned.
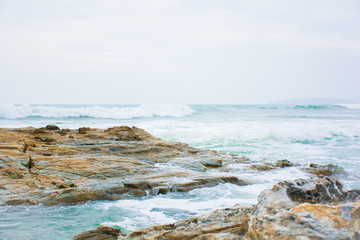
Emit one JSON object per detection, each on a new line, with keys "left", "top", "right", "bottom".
{"left": 292, "top": 105, "right": 329, "bottom": 109}
{"left": 334, "top": 103, "right": 360, "bottom": 110}
{"left": 0, "top": 104, "right": 196, "bottom": 119}
{"left": 289, "top": 104, "right": 360, "bottom": 110}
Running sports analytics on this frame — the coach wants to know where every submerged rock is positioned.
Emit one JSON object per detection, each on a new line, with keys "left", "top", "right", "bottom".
{"left": 200, "top": 158, "right": 223, "bottom": 168}
{"left": 303, "top": 163, "right": 346, "bottom": 176}
{"left": 174, "top": 176, "right": 249, "bottom": 192}
{"left": 275, "top": 159, "right": 294, "bottom": 168}
{"left": 249, "top": 163, "right": 276, "bottom": 171}
{"left": 0, "top": 126, "right": 251, "bottom": 206}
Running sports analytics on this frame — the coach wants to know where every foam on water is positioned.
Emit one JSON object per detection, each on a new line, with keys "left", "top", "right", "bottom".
{"left": 135, "top": 118, "right": 360, "bottom": 171}
{"left": 0, "top": 104, "right": 195, "bottom": 119}
{"left": 139, "top": 119, "right": 360, "bottom": 145}
{"left": 97, "top": 166, "right": 307, "bottom": 232}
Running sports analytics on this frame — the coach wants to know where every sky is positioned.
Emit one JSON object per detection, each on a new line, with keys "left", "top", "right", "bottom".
{"left": 0, "top": 0, "right": 359, "bottom": 104}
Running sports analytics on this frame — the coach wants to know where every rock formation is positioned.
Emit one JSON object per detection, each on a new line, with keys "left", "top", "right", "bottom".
{"left": 0, "top": 126, "right": 253, "bottom": 206}
{"left": 246, "top": 177, "right": 358, "bottom": 240}
{"left": 302, "top": 163, "right": 346, "bottom": 177}
{"left": 74, "top": 226, "right": 126, "bottom": 240}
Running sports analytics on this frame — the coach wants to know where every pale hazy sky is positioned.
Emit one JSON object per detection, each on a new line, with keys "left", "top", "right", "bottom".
{"left": 1, "top": 0, "right": 359, "bottom": 104}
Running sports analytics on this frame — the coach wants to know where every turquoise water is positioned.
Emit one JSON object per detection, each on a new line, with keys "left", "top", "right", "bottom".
{"left": 0, "top": 104, "right": 359, "bottom": 239}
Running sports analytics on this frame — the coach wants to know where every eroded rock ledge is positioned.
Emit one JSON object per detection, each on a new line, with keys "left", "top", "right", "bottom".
{"left": 76, "top": 177, "right": 359, "bottom": 240}
{"left": 0, "top": 126, "right": 255, "bottom": 206}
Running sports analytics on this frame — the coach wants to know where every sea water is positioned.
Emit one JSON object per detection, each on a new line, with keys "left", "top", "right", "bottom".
{"left": 0, "top": 104, "right": 359, "bottom": 239}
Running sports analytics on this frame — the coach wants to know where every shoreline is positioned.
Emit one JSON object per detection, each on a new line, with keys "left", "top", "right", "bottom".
{"left": 0, "top": 125, "right": 358, "bottom": 239}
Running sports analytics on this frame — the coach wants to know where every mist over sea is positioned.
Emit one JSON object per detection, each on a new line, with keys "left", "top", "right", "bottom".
{"left": 1, "top": 104, "right": 360, "bottom": 239}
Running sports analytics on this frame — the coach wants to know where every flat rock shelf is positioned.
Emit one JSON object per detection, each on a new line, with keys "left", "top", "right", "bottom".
{"left": 0, "top": 126, "right": 252, "bottom": 206}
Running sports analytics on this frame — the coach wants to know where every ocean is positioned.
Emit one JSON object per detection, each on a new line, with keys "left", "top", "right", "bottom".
{"left": 1, "top": 104, "right": 360, "bottom": 239}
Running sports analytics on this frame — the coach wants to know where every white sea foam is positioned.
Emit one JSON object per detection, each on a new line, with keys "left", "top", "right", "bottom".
{"left": 0, "top": 104, "right": 195, "bottom": 119}
{"left": 97, "top": 166, "right": 308, "bottom": 233}
{"left": 98, "top": 184, "right": 256, "bottom": 233}
{"left": 139, "top": 119, "right": 360, "bottom": 146}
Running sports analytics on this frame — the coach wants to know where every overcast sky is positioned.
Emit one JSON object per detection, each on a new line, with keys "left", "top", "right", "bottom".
{"left": 1, "top": 0, "right": 359, "bottom": 104}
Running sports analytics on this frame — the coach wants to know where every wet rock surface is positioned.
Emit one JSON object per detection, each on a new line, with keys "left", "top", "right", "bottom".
{"left": 249, "top": 163, "right": 276, "bottom": 171}
{"left": 74, "top": 226, "right": 125, "bottom": 240}
{"left": 120, "top": 205, "right": 252, "bottom": 240}
{"left": 284, "top": 177, "right": 345, "bottom": 203}
{"left": 275, "top": 159, "right": 294, "bottom": 168}
{"left": 246, "top": 177, "right": 359, "bottom": 240}
{"left": 303, "top": 163, "right": 346, "bottom": 176}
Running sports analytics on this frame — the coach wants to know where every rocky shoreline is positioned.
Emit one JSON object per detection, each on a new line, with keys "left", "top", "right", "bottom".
{"left": 75, "top": 177, "right": 360, "bottom": 240}
{"left": 0, "top": 126, "right": 255, "bottom": 206}
{"left": 0, "top": 126, "right": 358, "bottom": 239}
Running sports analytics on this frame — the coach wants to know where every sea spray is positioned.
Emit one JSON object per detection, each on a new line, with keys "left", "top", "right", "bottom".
{"left": 0, "top": 104, "right": 195, "bottom": 119}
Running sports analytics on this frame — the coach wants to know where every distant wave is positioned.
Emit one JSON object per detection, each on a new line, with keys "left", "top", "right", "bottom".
{"left": 285, "top": 103, "right": 360, "bottom": 110}
{"left": 0, "top": 104, "right": 196, "bottom": 119}
{"left": 334, "top": 103, "right": 360, "bottom": 110}
{"left": 291, "top": 105, "right": 330, "bottom": 110}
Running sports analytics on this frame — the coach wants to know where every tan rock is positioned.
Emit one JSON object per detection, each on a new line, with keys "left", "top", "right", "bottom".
{"left": 249, "top": 164, "right": 276, "bottom": 171}
{"left": 275, "top": 159, "right": 294, "bottom": 168}
{"left": 118, "top": 205, "right": 251, "bottom": 240}
{"left": 74, "top": 225, "right": 125, "bottom": 240}
{"left": 0, "top": 126, "right": 250, "bottom": 206}
{"left": 246, "top": 177, "right": 357, "bottom": 240}
{"left": 302, "top": 163, "right": 346, "bottom": 177}
{"left": 291, "top": 203, "right": 346, "bottom": 229}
